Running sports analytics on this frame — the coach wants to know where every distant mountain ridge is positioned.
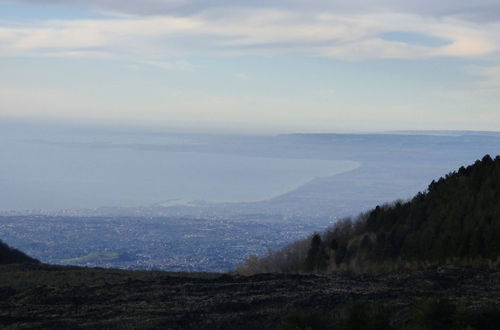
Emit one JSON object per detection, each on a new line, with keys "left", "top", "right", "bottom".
{"left": 239, "top": 155, "right": 500, "bottom": 274}
{"left": 387, "top": 130, "right": 500, "bottom": 137}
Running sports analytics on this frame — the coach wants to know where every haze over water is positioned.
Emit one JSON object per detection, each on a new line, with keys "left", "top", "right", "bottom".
{"left": 0, "top": 125, "right": 359, "bottom": 211}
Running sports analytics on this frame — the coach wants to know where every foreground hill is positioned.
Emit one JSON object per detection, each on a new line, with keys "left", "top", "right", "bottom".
{"left": 0, "top": 263, "right": 499, "bottom": 329}
{"left": 0, "top": 239, "right": 38, "bottom": 265}
{"left": 239, "top": 155, "right": 500, "bottom": 274}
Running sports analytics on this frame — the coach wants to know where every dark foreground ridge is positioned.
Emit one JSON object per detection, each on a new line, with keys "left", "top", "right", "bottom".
{"left": 0, "top": 239, "right": 38, "bottom": 265}
{"left": 0, "top": 263, "right": 499, "bottom": 329}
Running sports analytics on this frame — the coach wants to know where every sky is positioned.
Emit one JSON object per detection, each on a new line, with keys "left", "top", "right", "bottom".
{"left": 0, "top": 0, "right": 499, "bottom": 133}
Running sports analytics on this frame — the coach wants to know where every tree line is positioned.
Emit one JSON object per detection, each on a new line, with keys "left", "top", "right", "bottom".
{"left": 238, "top": 155, "right": 500, "bottom": 274}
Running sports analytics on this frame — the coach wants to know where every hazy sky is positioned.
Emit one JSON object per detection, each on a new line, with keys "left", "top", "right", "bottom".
{"left": 1, "top": 0, "right": 499, "bottom": 133}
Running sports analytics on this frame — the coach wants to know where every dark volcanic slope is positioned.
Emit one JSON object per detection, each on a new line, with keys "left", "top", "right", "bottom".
{"left": 0, "top": 264, "right": 498, "bottom": 329}
{"left": 0, "top": 240, "right": 38, "bottom": 265}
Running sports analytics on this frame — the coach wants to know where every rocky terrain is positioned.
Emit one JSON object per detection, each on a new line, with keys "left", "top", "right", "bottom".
{"left": 1, "top": 263, "right": 499, "bottom": 329}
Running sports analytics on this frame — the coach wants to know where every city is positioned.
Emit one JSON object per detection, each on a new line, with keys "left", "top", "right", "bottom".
{"left": 0, "top": 215, "right": 335, "bottom": 272}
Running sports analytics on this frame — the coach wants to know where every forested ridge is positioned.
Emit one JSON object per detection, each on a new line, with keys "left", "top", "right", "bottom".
{"left": 239, "top": 155, "right": 500, "bottom": 274}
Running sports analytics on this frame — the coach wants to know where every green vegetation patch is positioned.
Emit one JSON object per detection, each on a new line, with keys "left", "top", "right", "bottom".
{"left": 63, "top": 251, "right": 122, "bottom": 264}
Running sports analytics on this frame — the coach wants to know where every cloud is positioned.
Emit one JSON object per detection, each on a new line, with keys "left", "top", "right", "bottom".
{"left": 0, "top": 87, "right": 98, "bottom": 120}
{"left": 233, "top": 73, "right": 249, "bottom": 80}
{"left": 0, "top": 15, "right": 203, "bottom": 60}
{"left": 0, "top": 11, "right": 499, "bottom": 61}
{"left": 1, "top": 1, "right": 499, "bottom": 133}
{"left": 7, "top": 0, "right": 500, "bottom": 21}
{"left": 140, "top": 60, "right": 195, "bottom": 71}
{"left": 5, "top": 0, "right": 189, "bottom": 15}
{"left": 469, "top": 66, "right": 500, "bottom": 88}
{"left": 0, "top": 2, "right": 499, "bottom": 61}
{"left": 435, "top": 65, "right": 500, "bottom": 105}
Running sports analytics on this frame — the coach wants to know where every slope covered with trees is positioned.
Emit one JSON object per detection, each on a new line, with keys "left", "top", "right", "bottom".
{"left": 0, "top": 240, "right": 38, "bottom": 264}
{"left": 239, "top": 155, "right": 500, "bottom": 274}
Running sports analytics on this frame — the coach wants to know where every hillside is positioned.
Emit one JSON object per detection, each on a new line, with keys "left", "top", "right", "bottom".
{"left": 0, "top": 263, "right": 499, "bottom": 329}
{"left": 239, "top": 155, "right": 500, "bottom": 274}
{"left": 0, "top": 239, "right": 38, "bottom": 265}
